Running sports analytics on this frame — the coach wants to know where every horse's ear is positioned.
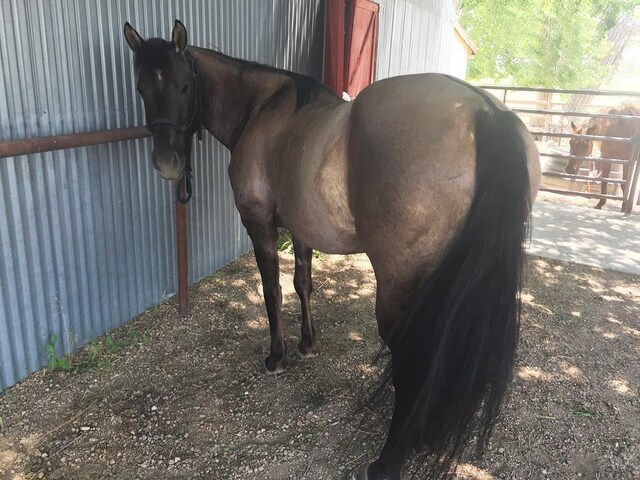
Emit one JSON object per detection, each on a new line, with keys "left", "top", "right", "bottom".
{"left": 570, "top": 121, "right": 578, "bottom": 132}
{"left": 172, "top": 19, "right": 188, "bottom": 53}
{"left": 123, "top": 22, "right": 144, "bottom": 53}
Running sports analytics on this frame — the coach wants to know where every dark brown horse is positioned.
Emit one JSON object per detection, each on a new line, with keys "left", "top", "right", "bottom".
{"left": 124, "top": 20, "right": 541, "bottom": 480}
{"left": 566, "top": 103, "right": 640, "bottom": 210}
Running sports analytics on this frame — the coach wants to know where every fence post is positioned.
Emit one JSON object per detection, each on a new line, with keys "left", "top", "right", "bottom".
{"left": 624, "top": 134, "right": 640, "bottom": 214}
{"left": 176, "top": 180, "right": 189, "bottom": 318}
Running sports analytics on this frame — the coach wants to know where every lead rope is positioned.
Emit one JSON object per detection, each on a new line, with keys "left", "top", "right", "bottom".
{"left": 177, "top": 52, "right": 203, "bottom": 205}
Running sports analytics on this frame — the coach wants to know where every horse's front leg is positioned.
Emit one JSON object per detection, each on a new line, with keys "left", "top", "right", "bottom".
{"left": 246, "top": 222, "right": 287, "bottom": 374}
{"left": 595, "top": 162, "right": 612, "bottom": 209}
{"left": 292, "top": 236, "right": 317, "bottom": 358}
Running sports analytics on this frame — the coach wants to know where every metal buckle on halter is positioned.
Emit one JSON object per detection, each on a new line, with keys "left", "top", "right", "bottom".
{"left": 177, "top": 171, "right": 193, "bottom": 204}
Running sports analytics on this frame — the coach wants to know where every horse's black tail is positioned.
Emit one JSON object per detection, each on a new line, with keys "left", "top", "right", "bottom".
{"left": 387, "top": 106, "right": 533, "bottom": 478}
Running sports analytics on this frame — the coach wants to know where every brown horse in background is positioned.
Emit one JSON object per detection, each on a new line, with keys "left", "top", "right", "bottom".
{"left": 566, "top": 103, "right": 640, "bottom": 210}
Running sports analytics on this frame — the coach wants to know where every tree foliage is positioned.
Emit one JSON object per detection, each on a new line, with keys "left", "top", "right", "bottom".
{"left": 460, "top": 0, "right": 637, "bottom": 88}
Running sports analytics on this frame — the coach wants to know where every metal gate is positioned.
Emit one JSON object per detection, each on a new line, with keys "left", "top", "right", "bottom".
{"left": 480, "top": 85, "right": 640, "bottom": 214}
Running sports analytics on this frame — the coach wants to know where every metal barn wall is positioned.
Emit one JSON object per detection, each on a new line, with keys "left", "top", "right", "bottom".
{"left": 0, "top": 0, "right": 324, "bottom": 390}
{"left": 376, "top": 0, "right": 457, "bottom": 79}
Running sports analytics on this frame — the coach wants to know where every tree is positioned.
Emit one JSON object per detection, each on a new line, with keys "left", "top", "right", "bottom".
{"left": 460, "top": 0, "right": 638, "bottom": 89}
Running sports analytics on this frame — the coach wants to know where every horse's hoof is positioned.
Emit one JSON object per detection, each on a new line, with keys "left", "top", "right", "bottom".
{"left": 265, "top": 356, "right": 286, "bottom": 375}
{"left": 357, "top": 463, "right": 402, "bottom": 480}
{"left": 297, "top": 342, "right": 318, "bottom": 359}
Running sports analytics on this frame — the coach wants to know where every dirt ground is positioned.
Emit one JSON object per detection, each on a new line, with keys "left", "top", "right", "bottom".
{"left": 1, "top": 239, "right": 639, "bottom": 479}
{"left": 536, "top": 190, "right": 636, "bottom": 213}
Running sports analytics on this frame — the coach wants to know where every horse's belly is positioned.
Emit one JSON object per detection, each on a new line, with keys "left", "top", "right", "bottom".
{"left": 278, "top": 154, "right": 361, "bottom": 254}
{"left": 280, "top": 179, "right": 362, "bottom": 255}
{"left": 290, "top": 216, "right": 361, "bottom": 255}
{"left": 273, "top": 105, "right": 362, "bottom": 254}
{"left": 301, "top": 199, "right": 362, "bottom": 255}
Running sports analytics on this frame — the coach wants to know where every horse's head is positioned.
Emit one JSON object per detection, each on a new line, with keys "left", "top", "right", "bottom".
{"left": 566, "top": 120, "right": 597, "bottom": 175}
{"left": 124, "top": 20, "right": 199, "bottom": 181}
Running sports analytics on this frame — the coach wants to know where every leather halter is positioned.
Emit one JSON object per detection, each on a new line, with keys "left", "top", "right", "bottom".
{"left": 146, "top": 50, "right": 203, "bottom": 204}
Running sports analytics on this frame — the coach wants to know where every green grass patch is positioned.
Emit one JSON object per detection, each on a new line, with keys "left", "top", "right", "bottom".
{"left": 571, "top": 404, "right": 599, "bottom": 419}
{"left": 44, "top": 329, "right": 145, "bottom": 375}
{"left": 75, "top": 330, "right": 143, "bottom": 372}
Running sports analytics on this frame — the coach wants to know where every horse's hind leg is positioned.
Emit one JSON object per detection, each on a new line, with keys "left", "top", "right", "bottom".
{"left": 362, "top": 369, "right": 412, "bottom": 480}
{"left": 359, "top": 279, "right": 418, "bottom": 480}
{"left": 246, "top": 222, "right": 287, "bottom": 374}
{"left": 292, "top": 236, "right": 318, "bottom": 358}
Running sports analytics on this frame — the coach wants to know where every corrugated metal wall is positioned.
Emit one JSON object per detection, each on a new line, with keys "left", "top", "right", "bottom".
{"left": 0, "top": 0, "right": 324, "bottom": 390}
{"left": 376, "top": 0, "right": 457, "bottom": 79}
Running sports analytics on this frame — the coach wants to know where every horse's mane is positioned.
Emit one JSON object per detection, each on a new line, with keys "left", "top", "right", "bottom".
{"left": 193, "top": 47, "right": 339, "bottom": 111}
{"left": 136, "top": 39, "right": 339, "bottom": 112}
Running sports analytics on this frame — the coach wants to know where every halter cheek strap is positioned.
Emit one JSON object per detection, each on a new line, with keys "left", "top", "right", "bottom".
{"left": 146, "top": 50, "right": 203, "bottom": 204}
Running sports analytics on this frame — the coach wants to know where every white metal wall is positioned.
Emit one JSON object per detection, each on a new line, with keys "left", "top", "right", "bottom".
{"left": 376, "top": 0, "right": 457, "bottom": 79}
{"left": 0, "top": 0, "right": 324, "bottom": 390}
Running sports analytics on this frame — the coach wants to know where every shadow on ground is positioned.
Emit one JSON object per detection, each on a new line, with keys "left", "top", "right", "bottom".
{"left": 0, "top": 251, "right": 638, "bottom": 479}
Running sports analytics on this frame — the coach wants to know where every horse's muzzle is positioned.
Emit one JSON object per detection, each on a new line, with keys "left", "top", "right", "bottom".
{"left": 152, "top": 150, "right": 185, "bottom": 180}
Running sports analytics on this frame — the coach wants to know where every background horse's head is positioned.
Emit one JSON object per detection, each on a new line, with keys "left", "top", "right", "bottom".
{"left": 124, "top": 20, "right": 199, "bottom": 180}
{"left": 566, "top": 119, "right": 598, "bottom": 175}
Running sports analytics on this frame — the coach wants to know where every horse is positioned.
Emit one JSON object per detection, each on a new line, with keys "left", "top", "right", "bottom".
{"left": 566, "top": 103, "right": 640, "bottom": 210}
{"left": 123, "top": 20, "right": 541, "bottom": 480}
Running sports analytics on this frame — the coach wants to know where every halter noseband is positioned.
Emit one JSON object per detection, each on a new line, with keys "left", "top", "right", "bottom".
{"left": 146, "top": 50, "right": 203, "bottom": 204}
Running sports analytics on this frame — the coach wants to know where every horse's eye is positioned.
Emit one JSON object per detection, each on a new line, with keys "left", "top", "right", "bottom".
{"left": 180, "top": 84, "right": 189, "bottom": 94}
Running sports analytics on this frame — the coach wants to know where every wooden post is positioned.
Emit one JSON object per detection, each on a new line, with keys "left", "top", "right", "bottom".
{"left": 176, "top": 179, "right": 189, "bottom": 318}
{"left": 624, "top": 134, "right": 640, "bottom": 214}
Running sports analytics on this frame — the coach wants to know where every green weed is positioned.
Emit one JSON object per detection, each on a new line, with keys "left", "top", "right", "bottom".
{"left": 75, "top": 330, "right": 142, "bottom": 372}
{"left": 278, "top": 231, "right": 323, "bottom": 259}
{"left": 46, "top": 335, "right": 70, "bottom": 372}
{"left": 571, "top": 404, "right": 599, "bottom": 419}
{"left": 277, "top": 232, "right": 294, "bottom": 253}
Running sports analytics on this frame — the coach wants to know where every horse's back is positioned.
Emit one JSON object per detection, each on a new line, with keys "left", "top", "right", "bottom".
{"left": 600, "top": 102, "right": 640, "bottom": 159}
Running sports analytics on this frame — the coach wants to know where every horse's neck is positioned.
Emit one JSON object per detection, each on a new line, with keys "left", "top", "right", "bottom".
{"left": 191, "top": 48, "right": 295, "bottom": 151}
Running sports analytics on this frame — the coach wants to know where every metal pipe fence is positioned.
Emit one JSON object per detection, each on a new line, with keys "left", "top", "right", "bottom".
{"left": 479, "top": 85, "right": 640, "bottom": 214}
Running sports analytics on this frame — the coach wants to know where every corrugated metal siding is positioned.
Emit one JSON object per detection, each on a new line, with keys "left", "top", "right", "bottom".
{"left": 376, "top": 0, "right": 457, "bottom": 79}
{"left": 0, "top": 0, "right": 324, "bottom": 390}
